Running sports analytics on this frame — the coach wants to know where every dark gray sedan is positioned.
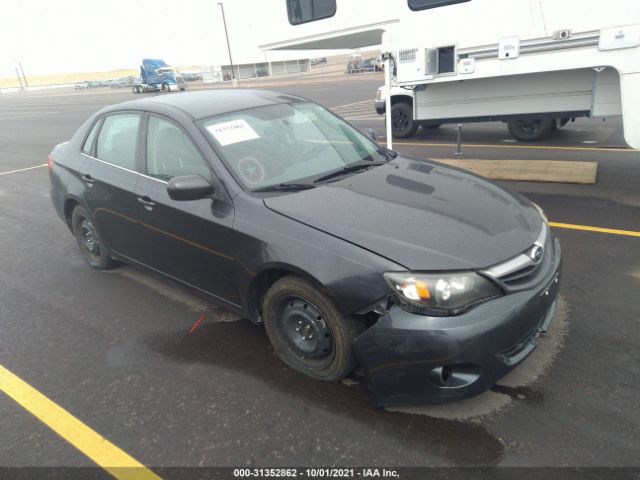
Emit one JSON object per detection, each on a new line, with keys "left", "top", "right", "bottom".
{"left": 48, "top": 89, "right": 561, "bottom": 406}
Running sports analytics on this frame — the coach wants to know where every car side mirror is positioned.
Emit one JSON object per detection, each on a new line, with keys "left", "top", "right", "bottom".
{"left": 167, "top": 175, "right": 214, "bottom": 201}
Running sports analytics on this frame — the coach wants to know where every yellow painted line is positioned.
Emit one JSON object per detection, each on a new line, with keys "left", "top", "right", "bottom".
{"left": 0, "top": 364, "right": 161, "bottom": 480}
{"left": 550, "top": 222, "right": 640, "bottom": 238}
{"left": 388, "top": 141, "right": 638, "bottom": 154}
{"left": 0, "top": 164, "right": 47, "bottom": 176}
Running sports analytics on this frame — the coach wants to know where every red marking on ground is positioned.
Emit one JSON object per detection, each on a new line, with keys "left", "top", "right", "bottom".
{"left": 189, "top": 314, "right": 206, "bottom": 334}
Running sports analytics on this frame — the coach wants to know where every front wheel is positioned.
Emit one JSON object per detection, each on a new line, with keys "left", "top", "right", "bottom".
{"left": 263, "top": 276, "right": 364, "bottom": 381}
{"left": 71, "top": 206, "right": 115, "bottom": 270}
{"left": 507, "top": 118, "right": 553, "bottom": 141}
{"left": 391, "top": 102, "right": 419, "bottom": 138}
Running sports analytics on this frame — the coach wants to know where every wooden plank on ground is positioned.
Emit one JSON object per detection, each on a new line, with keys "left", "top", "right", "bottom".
{"left": 432, "top": 159, "right": 598, "bottom": 184}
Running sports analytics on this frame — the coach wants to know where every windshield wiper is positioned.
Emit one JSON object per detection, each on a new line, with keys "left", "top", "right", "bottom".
{"left": 379, "top": 147, "right": 398, "bottom": 161}
{"left": 313, "top": 161, "right": 384, "bottom": 184}
{"left": 252, "top": 183, "right": 316, "bottom": 193}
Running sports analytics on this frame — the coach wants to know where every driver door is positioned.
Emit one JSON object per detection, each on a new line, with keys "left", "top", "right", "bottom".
{"left": 133, "top": 114, "right": 238, "bottom": 305}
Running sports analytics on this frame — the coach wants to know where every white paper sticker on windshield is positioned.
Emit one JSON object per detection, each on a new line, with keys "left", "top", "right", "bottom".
{"left": 206, "top": 119, "right": 260, "bottom": 146}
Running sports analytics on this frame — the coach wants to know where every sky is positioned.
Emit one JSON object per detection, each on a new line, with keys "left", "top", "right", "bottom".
{"left": 0, "top": 0, "right": 345, "bottom": 78}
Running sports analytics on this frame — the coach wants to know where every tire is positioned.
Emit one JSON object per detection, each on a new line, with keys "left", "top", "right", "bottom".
{"left": 391, "top": 102, "right": 419, "bottom": 138}
{"left": 71, "top": 205, "right": 115, "bottom": 270}
{"left": 507, "top": 118, "right": 553, "bottom": 141}
{"left": 262, "top": 275, "right": 365, "bottom": 382}
{"left": 162, "top": 83, "right": 168, "bottom": 92}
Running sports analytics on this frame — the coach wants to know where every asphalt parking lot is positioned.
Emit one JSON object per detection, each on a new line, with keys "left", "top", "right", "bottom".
{"left": 1, "top": 76, "right": 639, "bottom": 475}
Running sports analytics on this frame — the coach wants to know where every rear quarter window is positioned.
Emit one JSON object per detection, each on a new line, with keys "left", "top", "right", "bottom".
{"left": 81, "top": 118, "right": 102, "bottom": 155}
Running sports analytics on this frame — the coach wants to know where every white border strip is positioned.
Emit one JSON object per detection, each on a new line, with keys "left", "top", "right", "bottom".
{"left": 0, "top": 164, "right": 47, "bottom": 176}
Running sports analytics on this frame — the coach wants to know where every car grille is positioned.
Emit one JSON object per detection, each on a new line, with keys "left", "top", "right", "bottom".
{"left": 500, "top": 264, "right": 539, "bottom": 286}
{"left": 480, "top": 223, "right": 549, "bottom": 291}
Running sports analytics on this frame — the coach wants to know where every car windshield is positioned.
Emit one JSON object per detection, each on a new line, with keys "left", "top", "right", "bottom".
{"left": 200, "top": 102, "right": 384, "bottom": 190}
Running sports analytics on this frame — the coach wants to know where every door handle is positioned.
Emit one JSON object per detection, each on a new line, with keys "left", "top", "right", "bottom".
{"left": 81, "top": 174, "right": 95, "bottom": 185}
{"left": 137, "top": 196, "right": 157, "bottom": 210}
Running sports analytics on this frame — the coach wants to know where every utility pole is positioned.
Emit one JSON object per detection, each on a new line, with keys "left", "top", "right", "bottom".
{"left": 218, "top": 2, "right": 237, "bottom": 86}
{"left": 18, "top": 62, "right": 29, "bottom": 87}
{"left": 15, "top": 68, "right": 24, "bottom": 90}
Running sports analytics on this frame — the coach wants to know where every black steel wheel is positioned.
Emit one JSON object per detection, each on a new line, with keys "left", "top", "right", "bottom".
{"left": 263, "top": 275, "right": 365, "bottom": 381}
{"left": 507, "top": 118, "right": 553, "bottom": 141}
{"left": 71, "top": 205, "right": 114, "bottom": 270}
{"left": 390, "top": 102, "right": 419, "bottom": 138}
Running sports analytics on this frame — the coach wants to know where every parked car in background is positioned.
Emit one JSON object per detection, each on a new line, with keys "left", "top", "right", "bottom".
{"left": 74, "top": 81, "right": 91, "bottom": 90}
{"left": 48, "top": 89, "right": 560, "bottom": 407}
{"left": 362, "top": 57, "right": 382, "bottom": 72}
{"left": 183, "top": 72, "right": 203, "bottom": 82}
{"left": 311, "top": 57, "right": 327, "bottom": 65}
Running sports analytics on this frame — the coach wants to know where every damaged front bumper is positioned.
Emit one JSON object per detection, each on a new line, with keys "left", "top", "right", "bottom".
{"left": 353, "top": 238, "right": 562, "bottom": 407}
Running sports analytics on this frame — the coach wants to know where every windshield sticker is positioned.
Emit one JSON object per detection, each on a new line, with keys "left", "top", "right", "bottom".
{"left": 206, "top": 119, "right": 260, "bottom": 146}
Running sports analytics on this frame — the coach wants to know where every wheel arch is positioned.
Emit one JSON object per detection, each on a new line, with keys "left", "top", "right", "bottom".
{"left": 63, "top": 196, "right": 82, "bottom": 231}
{"left": 391, "top": 94, "right": 413, "bottom": 107}
{"left": 245, "top": 263, "right": 330, "bottom": 323}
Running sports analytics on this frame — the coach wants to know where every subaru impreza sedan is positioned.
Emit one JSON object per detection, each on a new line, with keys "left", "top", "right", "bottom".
{"left": 49, "top": 89, "right": 561, "bottom": 406}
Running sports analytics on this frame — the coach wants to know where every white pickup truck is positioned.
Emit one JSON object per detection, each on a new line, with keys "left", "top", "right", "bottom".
{"left": 375, "top": 85, "right": 571, "bottom": 141}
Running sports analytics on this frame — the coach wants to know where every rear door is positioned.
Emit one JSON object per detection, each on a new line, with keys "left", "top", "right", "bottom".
{"left": 80, "top": 112, "right": 144, "bottom": 259}
{"left": 133, "top": 114, "right": 238, "bottom": 304}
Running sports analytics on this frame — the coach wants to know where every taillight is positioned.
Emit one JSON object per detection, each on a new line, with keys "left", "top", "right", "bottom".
{"left": 47, "top": 155, "right": 54, "bottom": 174}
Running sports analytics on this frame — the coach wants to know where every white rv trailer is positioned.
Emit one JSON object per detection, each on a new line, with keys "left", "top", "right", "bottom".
{"left": 260, "top": 0, "right": 640, "bottom": 149}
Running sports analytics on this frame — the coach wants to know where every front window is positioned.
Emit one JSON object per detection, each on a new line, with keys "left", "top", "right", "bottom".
{"left": 201, "top": 102, "right": 383, "bottom": 190}
{"left": 286, "top": 0, "right": 336, "bottom": 25}
{"left": 146, "top": 116, "right": 211, "bottom": 181}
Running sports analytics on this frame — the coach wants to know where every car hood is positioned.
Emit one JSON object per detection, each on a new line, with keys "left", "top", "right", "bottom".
{"left": 264, "top": 156, "right": 544, "bottom": 270}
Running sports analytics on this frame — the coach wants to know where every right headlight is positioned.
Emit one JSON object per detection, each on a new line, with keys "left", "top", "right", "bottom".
{"left": 383, "top": 271, "right": 503, "bottom": 316}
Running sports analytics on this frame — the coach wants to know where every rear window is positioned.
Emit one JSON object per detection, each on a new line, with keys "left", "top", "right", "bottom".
{"left": 95, "top": 113, "right": 141, "bottom": 171}
{"left": 408, "top": 0, "right": 470, "bottom": 11}
{"left": 287, "top": 0, "right": 336, "bottom": 25}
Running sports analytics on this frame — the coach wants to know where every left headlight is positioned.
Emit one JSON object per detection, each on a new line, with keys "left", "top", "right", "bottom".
{"left": 383, "top": 271, "right": 503, "bottom": 316}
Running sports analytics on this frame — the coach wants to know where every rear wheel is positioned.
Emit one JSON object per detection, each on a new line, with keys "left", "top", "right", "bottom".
{"left": 71, "top": 206, "right": 114, "bottom": 270}
{"left": 263, "top": 276, "right": 364, "bottom": 381}
{"left": 507, "top": 118, "right": 554, "bottom": 141}
{"left": 391, "top": 102, "right": 419, "bottom": 138}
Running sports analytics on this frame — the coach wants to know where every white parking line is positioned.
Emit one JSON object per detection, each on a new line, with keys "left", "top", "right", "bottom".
{"left": 0, "top": 164, "right": 47, "bottom": 176}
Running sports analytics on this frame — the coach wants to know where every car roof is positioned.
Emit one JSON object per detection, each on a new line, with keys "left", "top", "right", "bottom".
{"left": 106, "top": 89, "right": 306, "bottom": 120}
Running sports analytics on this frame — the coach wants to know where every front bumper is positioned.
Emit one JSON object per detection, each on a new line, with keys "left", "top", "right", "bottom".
{"left": 353, "top": 237, "right": 562, "bottom": 407}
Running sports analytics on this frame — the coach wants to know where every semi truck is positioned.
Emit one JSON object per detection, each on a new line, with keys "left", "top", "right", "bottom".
{"left": 259, "top": 0, "right": 640, "bottom": 149}
{"left": 132, "top": 58, "right": 187, "bottom": 94}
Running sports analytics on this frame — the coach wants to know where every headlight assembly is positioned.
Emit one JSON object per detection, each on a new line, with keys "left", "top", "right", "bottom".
{"left": 383, "top": 271, "right": 503, "bottom": 316}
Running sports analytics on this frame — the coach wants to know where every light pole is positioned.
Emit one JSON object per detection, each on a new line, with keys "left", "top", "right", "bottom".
{"left": 18, "top": 62, "right": 29, "bottom": 87}
{"left": 218, "top": 2, "right": 236, "bottom": 86}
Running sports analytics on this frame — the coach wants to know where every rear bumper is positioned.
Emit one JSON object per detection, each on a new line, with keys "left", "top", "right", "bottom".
{"left": 353, "top": 237, "right": 562, "bottom": 407}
